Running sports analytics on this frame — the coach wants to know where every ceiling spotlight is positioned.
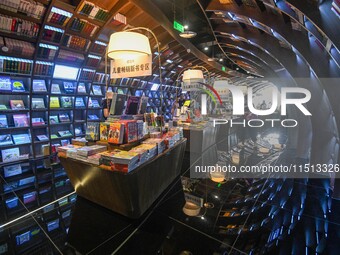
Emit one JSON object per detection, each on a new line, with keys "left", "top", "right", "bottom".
{"left": 207, "top": 58, "right": 215, "bottom": 62}
{"left": 204, "top": 47, "right": 209, "bottom": 51}
{"left": 184, "top": 25, "right": 189, "bottom": 29}
{"left": 179, "top": 31, "right": 197, "bottom": 39}
{"left": 236, "top": 67, "right": 240, "bottom": 70}
{"left": 219, "top": 58, "right": 223, "bottom": 62}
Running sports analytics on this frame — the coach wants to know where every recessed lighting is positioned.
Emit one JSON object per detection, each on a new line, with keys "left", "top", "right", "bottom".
{"left": 236, "top": 67, "right": 240, "bottom": 70}
{"left": 184, "top": 25, "right": 189, "bottom": 29}
{"left": 179, "top": 31, "right": 197, "bottom": 39}
{"left": 208, "top": 58, "right": 215, "bottom": 62}
{"left": 219, "top": 58, "right": 223, "bottom": 62}
{"left": 201, "top": 216, "right": 205, "bottom": 220}
{"left": 204, "top": 47, "right": 208, "bottom": 51}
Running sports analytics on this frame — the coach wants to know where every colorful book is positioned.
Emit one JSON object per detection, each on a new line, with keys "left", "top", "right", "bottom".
{"left": 63, "top": 82, "right": 75, "bottom": 93}
{"left": 99, "top": 122, "right": 110, "bottom": 141}
{"left": 75, "top": 97, "right": 85, "bottom": 107}
{"left": 60, "top": 97, "right": 73, "bottom": 108}
{"left": 58, "top": 130, "right": 72, "bottom": 137}
{"left": 13, "top": 114, "right": 29, "bottom": 127}
{"left": 12, "top": 134, "right": 31, "bottom": 144}
{"left": 0, "top": 76, "right": 11, "bottom": 92}
{"left": 50, "top": 134, "right": 59, "bottom": 139}
{"left": 49, "top": 115, "right": 59, "bottom": 124}
{"left": 120, "top": 120, "right": 137, "bottom": 143}
{"left": 0, "top": 104, "right": 7, "bottom": 110}
{"left": 51, "top": 83, "right": 61, "bottom": 94}
{"left": 11, "top": 80, "right": 25, "bottom": 92}
{"left": 1, "top": 147, "right": 20, "bottom": 162}
{"left": 74, "top": 127, "right": 82, "bottom": 135}
{"left": 110, "top": 93, "right": 127, "bottom": 116}
{"left": 0, "top": 115, "right": 8, "bottom": 128}
{"left": 88, "top": 114, "right": 99, "bottom": 120}
{"left": 91, "top": 99, "right": 100, "bottom": 108}
{"left": 31, "top": 98, "right": 45, "bottom": 109}
{"left": 125, "top": 96, "right": 140, "bottom": 115}
{"left": 10, "top": 100, "right": 25, "bottom": 110}
{"left": 77, "top": 83, "right": 87, "bottom": 93}
{"left": 85, "top": 122, "right": 99, "bottom": 141}
{"left": 59, "top": 113, "right": 70, "bottom": 122}
{"left": 0, "top": 134, "right": 13, "bottom": 146}
{"left": 36, "top": 135, "right": 49, "bottom": 141}
{"left": 108, "top": 122, "right": 124, "bottom": 144}
{"left": 50, "top": 97, "right": 60, "bottom": 108}
{"left": 33, "top": 80, "right": 47, "bottom": 92}
{"left": 32, "top": 117, "right": 45, "bottom": 126}
{"left": 3, "top": 164, "right": 22, "bottom": 178}
{"left": 92, "top": 85, "right": 102, "bottom": 95}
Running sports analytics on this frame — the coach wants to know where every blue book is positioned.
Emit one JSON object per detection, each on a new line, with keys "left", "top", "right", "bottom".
{"left": 11, "top": 80, "right": 25, "bottom": 92}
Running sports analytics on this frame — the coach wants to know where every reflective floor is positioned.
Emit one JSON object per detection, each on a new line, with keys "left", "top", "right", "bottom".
{"left": 1, "top": 149, "right": 340, "bottom": 254}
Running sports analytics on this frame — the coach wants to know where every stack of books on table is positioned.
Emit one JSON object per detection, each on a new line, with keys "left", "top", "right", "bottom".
{"left": 109, "top": 151, "right": 140, "bottom": 173}
{"left": 76, "top": 145, "right": 107, "bottom": 162}
{"left": 137, "top": 143, "right": 158, "bottom": 159}
{"left": 164, "top": 131, "right": 181, "bottom": 148}
{"left": 71, "top": 138, "right": 88, "bottom": 146}
{"left": 142, "top": 138, "right": 166, "bottom": 155}
{"left": 57, "top": 145, "right": 82, "bottom": 158}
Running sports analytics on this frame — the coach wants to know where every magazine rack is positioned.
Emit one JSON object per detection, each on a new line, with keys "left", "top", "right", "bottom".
{"left": 60, "top": 138, "right": 186, "bottom": 218}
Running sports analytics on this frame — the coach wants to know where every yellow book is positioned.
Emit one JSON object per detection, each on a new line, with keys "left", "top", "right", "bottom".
{"left": 50, "top": 97, "right": 60, "bottom": 108}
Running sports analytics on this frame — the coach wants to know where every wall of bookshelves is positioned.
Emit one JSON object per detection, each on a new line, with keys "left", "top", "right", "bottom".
{"left": 0, "top": 0, "right": 185, "bottom": 232}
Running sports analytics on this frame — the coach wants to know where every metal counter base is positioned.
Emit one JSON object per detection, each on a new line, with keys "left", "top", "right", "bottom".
{"left": 60, "top": 139, "right": 186, "bottom": 219}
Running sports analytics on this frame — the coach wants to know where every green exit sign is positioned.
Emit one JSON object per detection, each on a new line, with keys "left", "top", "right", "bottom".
{"left": 173, "top": 21, "right": 184, "bottom": 33}
{"left": 222, "top": 66, "right": 226, "bottom": 71}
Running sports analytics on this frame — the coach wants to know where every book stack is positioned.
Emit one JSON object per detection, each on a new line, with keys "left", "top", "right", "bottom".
{"left": 69, "top": 18, "right": 98, "bottom": 37}
{"left": 92, "top": 41, "right": 107, "bottom": 54}
{"left": 62, "top": 34, "right": 88, "bottom": 50}
{"left": 47, "top": 7, "right": 72, "bottom": 26}
{"left": 4, "top": 38, "right": 35, "bottom": 57}
{"left": 112, "top": 13, "right": 127, "bottom": 25}
{"left": 109, "top": 151, "right": 140, "bottom": 173}
{"left": 0, "top": 56, "right": 33, "bottom": 74}
{"left": 71, "top": 137, "right": 87, "bottom": 146}
{"left": 57, "top": 49, "right": 84, "bottom": 64}
{"left": 42, "top": 25, "right": 64, "bottom": 43}
{"left": 78, "top": 1, "right": 109, "bottom": 22}
{"left": 129, "top": 146, "right": 149, "bottom": 164}
{"left": 0, "top": 0, "right": 46, "bottom": 19}
{"left": 142, "top": 138, "right": 166, "bottom": 155}
{"left": 34, "top": 61, "right": 53, "bottom": 76}
{"left": 57, "top": 144, "right": 82, "bottom": 158}
{"left": 0, "top": 14, "right": 40, "bottom": 37}
{"left": 76, "top": 145, "right": 106, "bottom": 158}
{"left": 79, "top": 69, "right": 95, "bottom": 80}
{"left": 37, "top": 43, "right": 58, "bottom": 60}
{"left": 332, "top": 0, "right": 340, "bottom": 19}
{"left": 164, "top": 131, "right": 180, "bottom": 148}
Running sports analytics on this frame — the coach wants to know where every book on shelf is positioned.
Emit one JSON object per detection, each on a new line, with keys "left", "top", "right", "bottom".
{"left": 36, "top": 135, "right": 49, "bottom": 141}
{"left": 108, "top": 122, "right": 124, "bottom": 144}
{"left": 12, "top": 134, "right": 31, "bottom": 144}
{"left": 10, "top": 100, "right": 25, "bottom": 110}
{"left": 32, "top": 117, "right": 45, "bottom": 126}
{"left": 0, "top": 14, "right": 40, "bottom": 37}
{"left": 0, "top": 104, "right": 7, "bottom": 110}
{"left": 69, "top": 18, "right": 99, "bottom": 36}
{"left": 1, "top": 147, "right": 20, "bottom": 162}
{"left": 0, "top": 115, "right": 8, "bottom": 128}
{"left": 60, "top": 96, "right": 73, "bottom": 108}
{"left": 3, "top": 164, "right": 22, "bottom": 178}
{"left": 34, "top": 62, "right": 53, "bottom": 76}
{"left": 4, "top": 37, "right": 35, "bottom": 58}
{"left": 51, "top": 83, "right": 61, "bottom": 94}
{"left": 2, "top": 0, "right": 46, "bottom": 19}
{"left": 63, "top": 82, "right": 75, "bottom": 93}
{"left": 74, "top": 127, "right": 83, "bottom": 136}
{"left": 31, "top": 98, "right": 45, "bottom": 109}
{"left": 58, "top": 130, "right": 72, "bottom": 137}
{"left": 50, "top": 97, "right": 60, "bottom": 108}
{"left": 33, "top": 80, "right": 47, "bottom": 92}
{"left": 85, "top": 122, "right": 99, "bottom": 141}
{"left": 50, "top": 134, "right": 59, "bottom": 139}
{"left": 62, "top": 34, "right": 88, "bottom": 50}
{"left": 88, "top": 114, "right": 99, "bottom": 120}
{"left": 77, "top": 83, "right": 87, "bottom": 93}
{"left": 60, "top": 139, "right": 70, "bottom": 146}
{"left": 0, "top": 57, "right": 33, "bottom": 74}
{"left": 47, "top": 7, "right": 71, "bottom": 26}
{"left": 125, "top": 96, "right": 140, "bottom": 115}
{"left": 0, "top": 134, "right": 13, "bottom": 146}
{"left": 49, "top": 115, "right": 59, "bottom": 124}
{"left": 99, "top": 122, "right": 110, "bottom": 141}
{"left": 79, "top": 69, "right": 95, "bottom": 80}
{"left": 92, "top": 85, "right": 102, "bottom": 95}
{"left": 139, "top": 96, "right": 149, "bottom": 114}
{"left": 13, "top": 114, "right": 29, "bottom": 127}
{"left": 58, "top": 113, "right": 70, "bottom": 122}
{"left": 90, "top": 99, "right": 100, "bottom": 108}
{"left": 11, "top": 80, "right": 25, "bottom": 92}
{"left": 110, "top": 93, "right": 127, "bottom": 116}
{"left": 75, "top": 97, "right": 85, "bottom": 107}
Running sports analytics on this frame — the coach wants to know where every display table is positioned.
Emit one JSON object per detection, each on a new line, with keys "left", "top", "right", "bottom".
{"left": 60, "top": 139, "right": 186, "bottom": 218}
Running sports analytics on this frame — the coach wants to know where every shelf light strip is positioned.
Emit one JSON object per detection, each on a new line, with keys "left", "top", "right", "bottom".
{"left": 44, "top": 25, "right": 64, "bottom": 33}
{"left": 94, "top": 40, "right": 107, "bottom": 46}
{"left": 82, "top": 68, "right": 96, "bottom": 72}
{"left": 0, "top": 191, "right": 76, "bottom": 229}
{"left": 88, "top": 54, "right": 101, "bottom": 59}
{"left": 39, "top": 43, "right": 59, "bottom": 50}
{"left": 0, "top": 56, "right": 33, "bottom": 63}
{"left": 35, "top": 61, "right": 54, "bottom": 65}
{"left": 51, "top": 7, "right": 73, "bottom": 18}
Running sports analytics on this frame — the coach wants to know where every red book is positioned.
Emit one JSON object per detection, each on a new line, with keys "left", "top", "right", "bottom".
{"left": 120, "top": 120, "right": 137, "bottom": 143}
{"left": 108, "top": 122, "right": 124, "bottom": 144}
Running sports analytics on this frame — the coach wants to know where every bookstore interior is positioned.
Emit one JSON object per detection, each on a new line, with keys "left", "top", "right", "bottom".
{"left": 0, "top": 0, "right": 339, "bottom": 254}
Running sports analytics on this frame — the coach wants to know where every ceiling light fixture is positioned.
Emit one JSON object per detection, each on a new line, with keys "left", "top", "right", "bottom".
{"left": 179, "top": 31, "right": 197, "bottom": 39}
{"left": 184, "top": 25, "right": 189, "bottom": 29}
{"left": 204, "top": 47, "right": 208, "bottom": 51}
{"left": 219, "top": 58, "right": 223, "bottom": 62}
